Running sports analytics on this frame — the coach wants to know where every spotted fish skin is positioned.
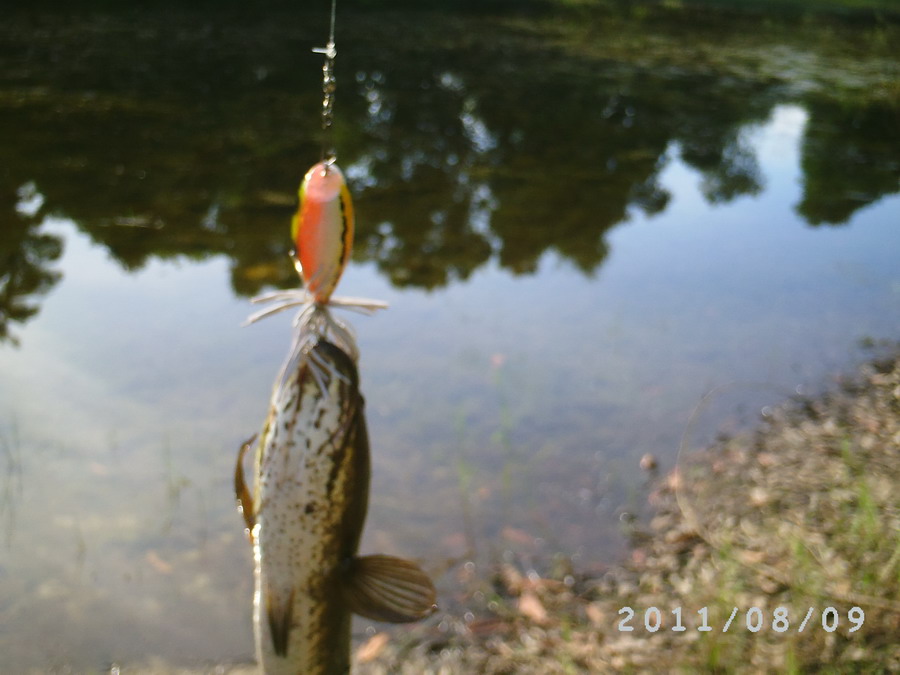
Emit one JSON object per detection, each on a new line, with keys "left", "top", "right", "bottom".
{"left": 252, "top": 338, "right": 366, "bottom": 675}
{"left": 235, "top": 332, "right": 436, "bottom": 675}
{"left": 292, "top": 162, "right": 354, "bottom": 305}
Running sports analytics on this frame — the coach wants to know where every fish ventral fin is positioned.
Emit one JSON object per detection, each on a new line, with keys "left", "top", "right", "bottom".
{"left": 234, "top": 435, "right": 256, "bottom": 535}
{"left": 266, "top": 585, "right": 295, "bottom": 657}
{"left": 342, "top": 554, "right": 438, "bottom": 623}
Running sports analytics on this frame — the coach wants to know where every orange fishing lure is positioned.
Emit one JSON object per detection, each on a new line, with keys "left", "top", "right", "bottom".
{"left": 292, "top": 161, "right": 354, "bottom": 305}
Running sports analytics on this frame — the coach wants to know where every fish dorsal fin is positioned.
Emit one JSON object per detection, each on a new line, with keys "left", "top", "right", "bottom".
{"left": 342, "top": 554, "right": 437, "bottom": 623}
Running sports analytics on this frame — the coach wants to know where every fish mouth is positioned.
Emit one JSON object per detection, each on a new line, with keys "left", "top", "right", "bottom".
{"left": 300, "top": 307, "right": 363, "bottom": 370}
{"left": 309, "top": 337, "right": 359, "bottom": 386}
{"left": 294, "top": 333, "right": 362, "bottom": 403}
{"left": 260, "top": 307, "right": 362, "bottom": 399}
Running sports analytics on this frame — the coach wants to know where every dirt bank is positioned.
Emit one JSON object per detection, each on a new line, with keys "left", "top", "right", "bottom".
{"left": 355, "top": 346, "right": 900, "bottom": 673}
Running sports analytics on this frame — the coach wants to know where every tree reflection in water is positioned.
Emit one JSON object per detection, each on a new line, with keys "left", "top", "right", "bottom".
{"left": 0, "top": 183, "right": 63, "bottom": 345}
{"left": 0, "top": 9, "right": 897, "bottom": 343}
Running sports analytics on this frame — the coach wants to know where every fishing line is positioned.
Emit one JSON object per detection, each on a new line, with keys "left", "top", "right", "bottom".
{"left": 312, "top": 0, "right": 339, "bottom": 169}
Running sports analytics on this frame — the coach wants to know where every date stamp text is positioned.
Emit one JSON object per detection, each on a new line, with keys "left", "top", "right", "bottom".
{"left": 617, "top": 606, "right": 865, "bottom": 634}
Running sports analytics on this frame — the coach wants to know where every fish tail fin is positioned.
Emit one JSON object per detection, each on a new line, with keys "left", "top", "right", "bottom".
{"left": 342, "top": 554, "right": 437, "bottom": 623}
{"left": 266, "top": 585, "right": 295, "bottom": 657}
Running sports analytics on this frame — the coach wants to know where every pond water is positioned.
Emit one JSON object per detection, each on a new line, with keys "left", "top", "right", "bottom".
{"left": 0, "top": 6, "right": 898, "bottom": 671}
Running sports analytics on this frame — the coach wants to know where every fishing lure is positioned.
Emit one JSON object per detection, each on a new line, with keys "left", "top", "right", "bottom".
{"left": 244, "top": 0, "right": 385, "bottom": 330}
{"left": 290, "top": 0, "right": 351, "bottom": 306}
{"left": 292, "top": 161, "right": 354, "bottom": 305}
{"left": 245, "top": 163, "right": 384, "bottom": 329}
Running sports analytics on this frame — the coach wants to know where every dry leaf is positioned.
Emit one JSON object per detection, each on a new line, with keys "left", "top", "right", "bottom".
{"left": 500, "top": 563, "right": 524, "bottom": 595}
{"left": 585, "top": 602, "right": 605, "bottom": 627}
{"left": 145, "top": 550, "right": 173, "bottom": 574}
{"left": 501, "top": 526, "right": 535, "bottom": 546}
{"left": 738, "top": 549, "right": 766, "bottom": 565}
{"left": 518, "top": 590, "right": 549, "bottom": 625}
{"left": 356, "top": 632, "right": 390, "bottom": 664}
{"left": 89, "top": 462, "right": 111, "bottom": 477}
{"left": 468, "top": 617, "right": 511, "bottom": 637}
{"left": 756, "top": 451, "right": 776, "bottom": 467}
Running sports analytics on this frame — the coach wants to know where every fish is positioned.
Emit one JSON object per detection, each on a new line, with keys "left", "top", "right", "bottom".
{"left": 235, "top": 311, "right": 436, "bottom": 675}
{"left": 292, "top": 161, "right": 354, "bottom": 305}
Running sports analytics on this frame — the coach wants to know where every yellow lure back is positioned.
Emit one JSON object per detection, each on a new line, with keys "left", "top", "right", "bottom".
{"left": 292, "top": 161, "right": 354, "bottom": 304}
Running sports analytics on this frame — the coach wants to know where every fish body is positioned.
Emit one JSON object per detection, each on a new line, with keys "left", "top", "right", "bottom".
{"left": 236, "top": 320, "right": 435, "bottom": 674}
{"left": 292, "top": 162, "right": 354, "bottom": 304}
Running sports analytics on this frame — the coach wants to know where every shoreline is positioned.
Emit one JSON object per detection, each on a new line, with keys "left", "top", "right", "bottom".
{"left": 111, "top": 345, "right": 899, "bottom": 673}
{"left": 353, "top": 345, "right": 900, "bottom": 673}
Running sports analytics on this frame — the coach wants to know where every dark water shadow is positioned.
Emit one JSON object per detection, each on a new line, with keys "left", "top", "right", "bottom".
{"left": 0, "top": 8, "right": 897, "bottom": 343}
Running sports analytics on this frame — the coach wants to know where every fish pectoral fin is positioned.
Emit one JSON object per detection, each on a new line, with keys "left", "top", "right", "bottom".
{"left": 234, "top": 435, "right": 257, "bottom": 535}
{"left": 266, "top": 585, "right": 295, "bottom": 657}
{"left": 342, "top": 554, "right": 437, "bottom": 623}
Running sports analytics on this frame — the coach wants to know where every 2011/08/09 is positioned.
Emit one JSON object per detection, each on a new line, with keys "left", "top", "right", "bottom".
{"left": 617, "top": 606, "right": 865, "bottom": 633}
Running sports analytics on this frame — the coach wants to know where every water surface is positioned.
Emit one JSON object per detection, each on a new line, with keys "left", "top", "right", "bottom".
{"left": 0, "top": 7, "right": 898, "bottom": 671}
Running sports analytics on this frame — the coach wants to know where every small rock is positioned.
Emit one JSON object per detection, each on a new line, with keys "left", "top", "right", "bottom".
{"left": 640, "top": 453, "right": 658, "bottom": 471}
{"left": 750, "top": 486, "right": 769, "bottom": 506}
